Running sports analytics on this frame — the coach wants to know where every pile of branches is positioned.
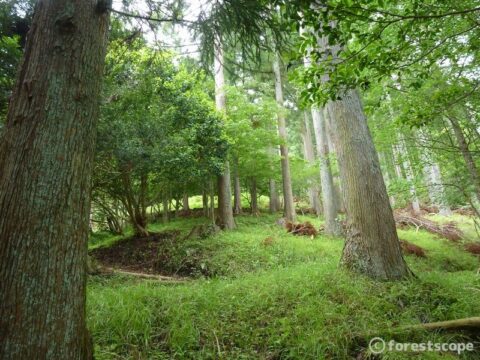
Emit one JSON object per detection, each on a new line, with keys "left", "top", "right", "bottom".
{"left": 394, "top": 213, "right": 464, "bottom": 242}
{"left": 286, "top": 221, "right": 318, "bottom": 237}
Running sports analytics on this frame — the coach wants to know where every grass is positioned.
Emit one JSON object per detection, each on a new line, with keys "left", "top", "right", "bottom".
{"left": 87, "top": 213, "right": 480, "bottom": 359}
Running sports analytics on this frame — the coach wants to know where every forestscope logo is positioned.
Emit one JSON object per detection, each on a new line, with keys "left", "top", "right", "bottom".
{"left": 368, "top": 337, "right": 475, "bottom": 355}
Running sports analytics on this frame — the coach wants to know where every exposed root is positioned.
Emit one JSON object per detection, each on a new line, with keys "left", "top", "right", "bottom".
{"left": 100, "top": 266, "right": 188, "bottom": 283}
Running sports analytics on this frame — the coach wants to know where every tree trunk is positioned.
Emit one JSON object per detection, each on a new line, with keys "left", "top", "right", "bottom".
{"left": 250, "top": 177, "right": 259, "bottom": 216}
{"left": 269, "top": 178, "right": 279, "bottom": 213}
{"left": 162, "top": 195, "right": 169, "bottom": 223}
{"left": 448, "top": 116, "right": 480, "bottom": 202}
{"left": 327, "top": 89, "right": 412, "bottom": 280}
{"left": 202, "top": 187, "right": 209, "bottom": 218}
{"left": 301, "top": 112, "right": 322, "bottom": 215}
{"left": 214, "top": 34, "right": 235, "bottom": 229}
{"left": 272, "top": 52, "right": 296, "bottom": 222}
{"left": 397, "top": 134, "right": 421, "bottom": 214}
{"left": 183, "top": 193, "right": 190, "bottom": 211}
{"left": 311, "top": 107, "right": 341, "bottom": 235}
{"left": 0, "top": 1, "right": 109, "bottom": 358}
{"left": 418, "top": 129, "right": 452, "bottom": 215}
{"left": 233, "top": 158, "right": 242, "bottom": 214}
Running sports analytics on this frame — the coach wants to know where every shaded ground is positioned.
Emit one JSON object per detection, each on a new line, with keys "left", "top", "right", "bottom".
{"left": 90, "top": 230, "right": 180, "bottom": 275}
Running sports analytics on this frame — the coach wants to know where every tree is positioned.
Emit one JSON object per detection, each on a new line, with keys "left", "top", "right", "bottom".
{"left": 0, "top": 1, "right": 110, "bottom": 358}
{"left": 273, "top": 52, "right": 296, "bottom": 221}
{"left": 327, "top": 90, "right": 412, "bottom": 279}
{"left": 214, "top": 35, "right": 236, "bottom": 229}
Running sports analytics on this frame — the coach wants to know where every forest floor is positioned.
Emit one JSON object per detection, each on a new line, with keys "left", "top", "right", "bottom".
{"left": 88, "top": 213, "right": 480, "bottom": 360}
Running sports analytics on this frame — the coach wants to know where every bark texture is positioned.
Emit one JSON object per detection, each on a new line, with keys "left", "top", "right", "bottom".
{"left": 269, "top": 178, "right": 280, "bottom": 213}
{"left": 0, "top": 1, "right": 109, "bottom": 358}
{"left": 214, "top": 34, "right": 235, "bottom": 229}
{"left": 272, "top": 53, "right": 296, "bottom": 221}
{"left": 327, "top": 90, "right": 411, "bottom": 280}
{"left": 250, "top": 177, "right": 259, "bottom": 215}
{"left": 312, "top": 107, "right": 341, "bottom": 235}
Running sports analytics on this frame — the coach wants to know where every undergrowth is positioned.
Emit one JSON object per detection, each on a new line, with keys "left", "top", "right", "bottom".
{"left": 87, "top": 213, "right": 480, "bottom": 359}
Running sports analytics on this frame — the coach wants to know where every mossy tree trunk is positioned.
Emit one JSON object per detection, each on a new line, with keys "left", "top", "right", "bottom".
{"left": 0, "top": 1, "right": 109, "bottom": 358}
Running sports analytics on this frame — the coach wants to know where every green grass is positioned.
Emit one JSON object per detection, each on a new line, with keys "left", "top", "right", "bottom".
{"left": 87, "top": 213, "right": 480, "bottom": 359}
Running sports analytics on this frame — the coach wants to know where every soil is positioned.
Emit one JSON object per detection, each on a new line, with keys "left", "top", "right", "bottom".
{"left": 90, "top": 230, "right": 180, "bottom": 275}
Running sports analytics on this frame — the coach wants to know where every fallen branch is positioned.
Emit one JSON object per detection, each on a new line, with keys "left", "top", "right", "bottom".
{"left": 397, "top": 317, "right": 480, "bottom": 332}
{"left": 100, "top": 266, "right": 188, "bottom": 283}
{"left": 395, "top": 213, "right": 463, "bottom": 241}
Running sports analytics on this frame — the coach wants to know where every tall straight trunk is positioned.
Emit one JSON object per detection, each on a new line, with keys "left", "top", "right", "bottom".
{"left": 233, "top": 158, "right": 242, "bottom": 214}
{"left": 214, "top": 34, "right": 235, "bottom": 229}
{"left": 311, "top": 107, "right": 341, "bottom": 235}
{"left": 327, "top": 90, "right": 411, "bottom": 280}
{"left": 210, "top": 179, "right": 216, "bottom": 224}
{"left": 448, "top": 116, "right": 480, "bottom": 202}
{"left": 418, "top": 130, "right": 452, "bottom": 215}
{"left": 397, "top": 134, "right": 421, "bottom": 214}
{"left": 0, "top": 1, "right": 109, "bottom": 358}
{"left": 269, "top": 178, "right": 279, "bottom": 213}
{"left": 272, "top": 52, "right": 296, "bottom": 221}
{"left": 202, "top": 187, "right": 209, "bottom": 218}
{"left": 250, "top": 177, "right": 259, "bottom": 216}
{"left": 301, "top": 112, "right": 322, "bottom": 215}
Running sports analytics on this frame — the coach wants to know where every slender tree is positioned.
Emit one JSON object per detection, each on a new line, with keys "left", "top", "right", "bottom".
{"left": 0, "top": 1, "right": 110, "bottom": 358}
{"left": 214, "top": 34, "right": 236, "bottom": 229}
{"left": 272, "top": 52, "right": 296, "bottom": 221}
{"left": 312, "top": 107, "right": 341, "bottom": 235}
{"left": 301, "top": 111, "right": 322, "bottom": 215}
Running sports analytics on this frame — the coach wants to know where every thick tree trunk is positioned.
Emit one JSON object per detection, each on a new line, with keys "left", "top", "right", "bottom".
{"left": 301, "top": 112, "right": 322, "bottom": 215}
{"left": 233, "top": 158, "right": 242, "bottom": 214}
{"left": 250, "top": 177, "right": 259, "bottom": 216}
{"left": 311, "top": 107, "right": 341, "bottom": 235}
{"left": 327, "top": 90, "right": 412, "bottom": 280}
{"left": 0, "top": 1, "right": 109, "bottom": 359}
{"left": 448, "top": 116, "right": 480, "bottom": 202}
{"left": 272, "top": 53, "right": 296, "bottom": 221}
{"left": 214, "top": 34, "right": 235, "bottom": 229}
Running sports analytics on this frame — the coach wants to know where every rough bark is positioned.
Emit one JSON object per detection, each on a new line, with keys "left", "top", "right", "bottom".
{"left": 311, "top": 107, "right": 341, "bottom": 235}
{"left": 272, "top": 53, "right": 296, "bottom": 221}
{"left": 327, "top": 90, "right": 412, "bottom": 280}
{"left": 301, "top": 112, "right": 322, "bottom": 215}
{"left": 214, "top": 34, "right": 235, "bottom": 229}
{"left": 0, "top": 1, "right": 109, "bottom": 358}
{"left": 448, "top": 116, "right": 480, "bottom": 203}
